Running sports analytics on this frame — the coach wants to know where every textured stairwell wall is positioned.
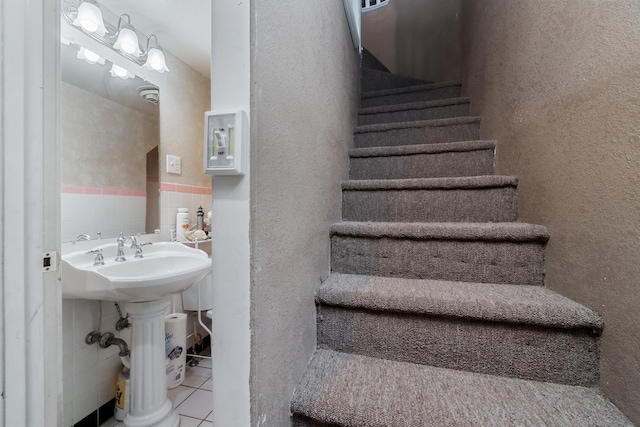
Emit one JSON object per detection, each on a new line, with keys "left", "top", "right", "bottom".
{"left": 249, "top": 2, "right": 360, "bottom": 426}
{"left": 459, "top": 1, "right": 640, "bottom": 423}
{"left": 361, "top": 0, "right": 463, "bottom": 82}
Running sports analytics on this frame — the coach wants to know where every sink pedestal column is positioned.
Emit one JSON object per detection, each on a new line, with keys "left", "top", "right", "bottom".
{"left": 123, "top": 299, "right": 179, "bottom": 427}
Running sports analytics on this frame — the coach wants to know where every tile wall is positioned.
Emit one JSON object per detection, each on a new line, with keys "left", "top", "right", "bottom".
{"left": 62, "top": 299, "right": 133, "bottom": 426}
{"left": 159, "top": 183, "right": 213, "bottom": 238}
{"left": 61, "top": 187, "right": 146, "bottom": 242}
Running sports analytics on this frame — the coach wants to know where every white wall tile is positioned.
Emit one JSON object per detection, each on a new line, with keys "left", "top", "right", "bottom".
{"left": 72, "top": 387, "right": 98, "bottom": 424}
{"left": 73, "top": 365, "right": 99, "bottom": 399}
{"left": 73, "top": 344, "right": 98, "bottom": 374}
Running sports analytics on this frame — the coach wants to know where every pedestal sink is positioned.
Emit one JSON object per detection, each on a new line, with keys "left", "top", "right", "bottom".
{"left": 61, "top": 241, "right": 211, "bottom": 427}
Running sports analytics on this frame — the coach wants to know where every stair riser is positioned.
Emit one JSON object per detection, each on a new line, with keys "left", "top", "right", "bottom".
{"left": 331, "top": 236, "right": 546, "bottom": 286}
{"left": 355, "top": 122, "right": 480, "bottom": 148}
{"left": 361, "top": 69, "right": 427, "bottom": 92}
{"left": 317, "top": 306, "right": 600, "bottom": 387}
{"left": 292, "top": 415, "right": 337, "bottom": 427}
{"left": 358, "top": 103, "right": 470, "bottom": 126}
{"left": 361, "top": 86, "right": 461, "bottom": 108}
{"left": 342, "top": 187, "right": 517, "bottom": 223}
{"left": 350, "top": 149, "right": 495, "bottom": 180}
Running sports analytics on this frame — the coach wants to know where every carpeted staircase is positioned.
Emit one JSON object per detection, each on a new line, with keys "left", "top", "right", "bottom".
{"left": 290, "top": 62, "right": 634, "bottom": 426}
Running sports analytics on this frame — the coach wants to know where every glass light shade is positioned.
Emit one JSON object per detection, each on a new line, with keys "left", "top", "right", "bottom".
{"left": 109, "top": 64, "right": 134, "bottom": 80}
{"left": 77, "top": 47, "right": 105, "bottom": 65}
{"left": 113, "top": 27, "right": 141, "bottom": 57}
{"left": 72, "top": 2, "right": 107, "bottom": 37}
{"left": 143, "top": 47, "right": 169, "bottom": 73}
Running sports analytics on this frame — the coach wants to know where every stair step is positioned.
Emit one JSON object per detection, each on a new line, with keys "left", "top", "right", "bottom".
{"left": 349, "top": 140, "right": 496, "bottom": 180}
{"left": 361, "top": 81, "right": 462, "bottom": 108}
{"left": 354, "top": 116, "right": 481, "bottom": 149}
{"left": 291, "top": 350, "right": 633, "bottom": 427}
{"left": 342, "top": 176, "right": 518, "bottom": 223}
{"left": 360, "top": 68, "right": 430, "bottom": 92}
{"left": 331, "top": 222, "right": 549, "bottom": 286}
{"left": 358, "top": 97, "right": 471, "bottom": 126}
{"left": 316, "top": 273, "right": 602, "bottom": 386}
{"left": 361, "top": 48, "right": 390, "bottom": 72}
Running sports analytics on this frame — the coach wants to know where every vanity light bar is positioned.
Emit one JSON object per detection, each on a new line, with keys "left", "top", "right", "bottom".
{"left": 61, "top": 0, "right": 169, "bottom": 74}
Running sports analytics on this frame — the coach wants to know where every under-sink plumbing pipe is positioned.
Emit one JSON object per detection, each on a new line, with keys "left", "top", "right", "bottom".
{"left": 86, "top": 331, "right": 131, "bottom": 368}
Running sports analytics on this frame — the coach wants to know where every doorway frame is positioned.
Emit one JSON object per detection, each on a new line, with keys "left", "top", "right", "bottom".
{"left": 1, "top": 0, "right": 61, "bottom": 425}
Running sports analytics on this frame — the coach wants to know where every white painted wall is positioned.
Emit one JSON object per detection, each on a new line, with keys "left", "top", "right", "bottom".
{"left": 209, "top": 1, "right": 252, "bottom": 426}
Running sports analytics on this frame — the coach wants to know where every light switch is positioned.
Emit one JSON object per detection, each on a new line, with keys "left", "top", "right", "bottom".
{"left": 167, "top": 155, "right": 181, "bottom": 174}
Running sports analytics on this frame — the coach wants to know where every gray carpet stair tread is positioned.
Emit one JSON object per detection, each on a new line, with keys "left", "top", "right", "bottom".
{"left": 359, "top": 97, "right": 471, "bottom": 115}
{"left": 354, "top": 116, "right": 481, "bottom": 134}
{"left": 317, "top": 273, "right": 603, "bottom": 331}
{"left": 361, "top": 81, "right": 462, "bottom": 99}
{"left": 349, "top": 140, "right": 496, "bottom": 158}
{"left": 342, "top": 175, "right": 516, "bottom": 191}
{"left": 361, "top": 68, "right": 431, "bottom": 91}
{"left": 291, "top": 350, "right": 633, "bottom": 427}
{"left": 330, "top": 221, "right": 550, "bottom": 243}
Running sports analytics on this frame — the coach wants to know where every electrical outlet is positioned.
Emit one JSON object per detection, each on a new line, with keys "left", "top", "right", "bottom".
{"left": 167, "top": 155, "right": 181, "bottom": 174}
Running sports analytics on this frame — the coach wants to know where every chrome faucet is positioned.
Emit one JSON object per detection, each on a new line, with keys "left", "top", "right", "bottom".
{"left": 115, "top": 233, "right": 129, "bottom": 262}
{"left": 130, "top": 235, "right": 152, "bottom": 258}
{"left": 72, "top": 234, "right": 91, "bottom": 244}
{"left": 86, "top": 248, "right": 104, "bottom": 266}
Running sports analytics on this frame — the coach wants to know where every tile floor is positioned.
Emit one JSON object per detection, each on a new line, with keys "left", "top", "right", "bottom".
{"left": 101, "top": 352, "right": 213, "bottom": 427}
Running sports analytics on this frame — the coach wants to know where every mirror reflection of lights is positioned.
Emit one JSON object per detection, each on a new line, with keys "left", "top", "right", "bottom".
{"left": 109, "top": 64, "right": 135, "bottom": 80}
{"left": 77, "top": 47, "right": 105, "bottom": 65}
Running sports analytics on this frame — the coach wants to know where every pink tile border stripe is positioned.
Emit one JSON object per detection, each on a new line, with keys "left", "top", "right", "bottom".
{"left": 159, "top": 182, "right": 212, "bottom": 195}
{"left": 62, "top": 186, "right": 146, "bottom": 197}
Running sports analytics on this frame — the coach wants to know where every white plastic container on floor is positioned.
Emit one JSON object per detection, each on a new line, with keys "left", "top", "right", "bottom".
{"left": 165, "top": 313, "right": 187, "bottom": 388}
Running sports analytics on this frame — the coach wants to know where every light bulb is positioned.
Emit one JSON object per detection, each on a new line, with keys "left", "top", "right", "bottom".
{"left": 109, "top": 64, "right": 134, "bottom": 80}
{"left": 114, "top": 27, "right": 141, "bottom": 57}
{"left": 72, "top": 2, "right": 107, "bottom": 37}
{"left": 144, "top": 48, "right": 169, "bottom": 73}
{"left": 77, "top": 47, "right": 105, "bottom": 65}
{"left": 112, "top": 64, "right": 127, "bottom": 77}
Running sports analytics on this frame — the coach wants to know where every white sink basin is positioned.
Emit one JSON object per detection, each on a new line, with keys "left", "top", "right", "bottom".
{"left": 61, "top": 241, "right": 210, "bottom": 302}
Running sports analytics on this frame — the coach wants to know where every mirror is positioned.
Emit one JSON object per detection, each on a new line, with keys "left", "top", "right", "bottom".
{"left": 60, "top": 40, "right": 161, "bottom": 241}
{"left": 59, "top": 0, "right": 212, "bottom": 243}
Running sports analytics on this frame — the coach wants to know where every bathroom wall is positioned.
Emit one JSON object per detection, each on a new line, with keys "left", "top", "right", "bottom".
{"left": 157, "top": 50, "right": 212, "bottom": 239}
{"left": 158, "top": 49, "right": 210, "bottom": 190}
{"left": 361, "top": 0, "right": 463, "bottom": 82}
{"left": 459, "top": 0, "right": 640, "bottom": 423}
{"left": 249, "top": 1, "right": 360, "bottom": 425}
{"left": 61, "top": 48, "right": 212, "bottom": 426}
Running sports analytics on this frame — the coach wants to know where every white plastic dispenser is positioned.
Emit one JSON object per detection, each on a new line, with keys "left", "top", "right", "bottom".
{"left": 204, "top": 109, "right": 247, "bottom": 175}
{"left": 176, "top": 208, "right": 189, "bottom": 241}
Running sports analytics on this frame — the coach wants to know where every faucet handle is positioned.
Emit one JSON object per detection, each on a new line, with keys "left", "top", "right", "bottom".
{"left": 85, "top": 249, "right": 105, "bottom": 266}
{"left": 133, "top": 242, "right": 152, "bottom": 258}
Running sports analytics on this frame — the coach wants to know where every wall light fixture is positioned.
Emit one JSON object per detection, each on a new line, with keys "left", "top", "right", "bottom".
{"left": 62, "top": 0, "right": 169, "bottom": 79}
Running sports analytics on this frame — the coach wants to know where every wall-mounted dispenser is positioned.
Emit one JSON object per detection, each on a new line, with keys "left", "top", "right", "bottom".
{"left": 204, "top": 110, "right": 247, "bottom": 175}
